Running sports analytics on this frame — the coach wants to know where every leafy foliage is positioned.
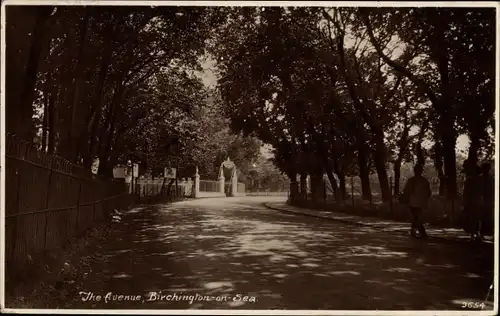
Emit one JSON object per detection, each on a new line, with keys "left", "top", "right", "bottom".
{"left": 6, "top": 6, "right": 495, "bottom": 197}
{"left": 211, "top": 6, "right": 495, "bottom": 201}
{"left": 7, "top": 5, "right": 254, "bottom": 178}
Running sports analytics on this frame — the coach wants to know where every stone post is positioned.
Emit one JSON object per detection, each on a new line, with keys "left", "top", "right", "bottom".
{"left": 231, "top": 167, "right": 238, "bottom": 197}
{"left": 194, "top": 166, "right": 200, "bottom": 198}
{"left": 125, "top": 175, "right": 132, "bottom": 194}
{"left": 187, "top": 178, "right": 193, "bottom": 196}
{"left": 218, "top": 166, "right": 225, "bottom": 194}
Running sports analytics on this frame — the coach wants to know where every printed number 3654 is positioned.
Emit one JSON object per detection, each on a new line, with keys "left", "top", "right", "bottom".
{"left": 462, "top": 302, "right": 485, "bottom": 309}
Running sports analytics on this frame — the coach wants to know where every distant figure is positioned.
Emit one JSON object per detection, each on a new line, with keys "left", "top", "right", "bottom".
{"left": 480, "top": 162, "right": 494, "bottom": 237}
{"left": 401, "top": 164, "right": 432, "bottom": 239}
{"left": 462, "top": 160, "right": 484, "bottom": 241}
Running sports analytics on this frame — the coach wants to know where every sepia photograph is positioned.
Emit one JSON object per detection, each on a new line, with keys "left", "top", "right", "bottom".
{"left": 0, "top": 1, "right": 498, "bottom": 314}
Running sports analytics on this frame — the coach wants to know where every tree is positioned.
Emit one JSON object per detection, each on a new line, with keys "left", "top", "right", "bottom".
{"left": 212, "top": 6, "right": 494, "bottom": 205}
{"left": 6, "top": 6, "right": 54, "bottom": 141}
{"left": 8, "top": 5, "right": 493, "bottom": 206}
{"left": 7, "top": 6, "right": 227, "bottom": 173}
{"left": 358, "top": 7, "right": 495, "bottom": 198}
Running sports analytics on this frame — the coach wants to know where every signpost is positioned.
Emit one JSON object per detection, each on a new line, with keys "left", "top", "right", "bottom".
{"left": 164, "top": 167, "right": 177, "bottom": 179}
{"left": 113, "top": 166, "right": 126, "bottom": 179}
{"left": 91, "top": 157, "right": 100, "bottom": 175}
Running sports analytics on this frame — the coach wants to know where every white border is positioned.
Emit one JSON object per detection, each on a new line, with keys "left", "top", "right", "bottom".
{"left": 0, "top": 0, "right": 5, "bottom": 312}
{"left": 0, "top": 311, "right": 498, "bottom": 315}
{"left": 0, "top": 1, "right": 498, "bottom": 316}
{"left": 494, "top": 2, "right": 499, "bottom": 315}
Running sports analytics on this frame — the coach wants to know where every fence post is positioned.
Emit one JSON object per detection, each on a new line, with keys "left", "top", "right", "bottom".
{"left": 194, "top": 167, "right": 200, "bottom": 198}
{"left": 351, "top": 176, "right": 355, "bottom": 207}
{"left": 218, "top": 166, "right": 224, "bottom": 195}
{"left": 43, "top": 158, "right": 55, "bottom": 250}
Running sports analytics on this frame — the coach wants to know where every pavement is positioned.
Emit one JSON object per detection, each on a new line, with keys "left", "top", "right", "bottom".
{"left": 264, "top": 201, "right": 495, "bottom": 245}
{"left": 38, "top": 196, "right": 495, "bottom": 311}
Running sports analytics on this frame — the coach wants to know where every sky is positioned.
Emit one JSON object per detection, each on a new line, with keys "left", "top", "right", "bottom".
{"left": 197, "top": 57, "right": 218, "bottom": 88}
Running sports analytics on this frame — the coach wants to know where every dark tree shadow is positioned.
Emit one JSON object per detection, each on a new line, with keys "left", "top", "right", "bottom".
{"left": 50, "top": 198, "right": 494, "bottom": 311}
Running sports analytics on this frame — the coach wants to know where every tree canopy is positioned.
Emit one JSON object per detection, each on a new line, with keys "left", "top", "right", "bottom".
{"left": 6, "top": 5, "right": 261, "bottom": 178}
{"left": 210, "top": 6, "right": 495, "bottom": 201}
{"left": 5, "top": 5, "right": 495, "bottom": 198}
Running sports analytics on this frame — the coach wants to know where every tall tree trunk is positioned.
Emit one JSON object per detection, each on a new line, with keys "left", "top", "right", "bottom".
{"left": 433, "top": 141, "right": 446, "bottom": 196}
{"left": 41, "top": 90, "right": 49, "bottom": 152}
{"left": 67, "top": 10, "right": 90, "bottom": 162}
{"left": 47, "top": 91, "right": 57, "bottom": 154}
{"left": 393, "top": 158, "right": 402, "bottom": 196}
{"left": 357, "top": 142, "right": 372, "bottom": 201}
{"left": 300, "top": 172, "right": 308, "bottom": 199}
{"left": 372, "top": 139, "right": 391, "bottom": 202}
{"left": 324, "top": 168, "right": 338, "bottom": 200}
{"left": 288, "top": 172, "right": 299, "bottom": 203}
{"left": 434, "top": 10, "right": 457, "bottom": 198}
{"left": 310, "top": 171, "right": 324, "bottom": 202}
{"left": 467, "top": 130, "right": 481, "bottom": 167}
{"left": 440, "top": 126, "right": 457, "bottom": 198}
{"left": 99, "top": 80, "right": 125, "bottom": 161}
{"left": 86, "top": 44, "right": 114, "bottom": 167}
{"left": 99, "top": 119, "right": 117, "bottom": 174}
{"left": 314, "top": 123, "right": 339, "bottom": 200}
{"left": 394, "top": 110, "right": 410, "bottom": 196}
{"left": 16, "top": 6, "right": 53, "bottom": 141}
{"left": 415, "top": 142, "right": 426, "bottom": 166}
{"left": 333, "top": 161, "right": 347, "bottom": 200}
{"left": 336, "top": 168, "right": 347, "bottom": 200}
{"left": 99, "top": 103, "right": 121, "bottom": 176}
{"left": 80, "top": 18, "right": 116, "bottom": 167}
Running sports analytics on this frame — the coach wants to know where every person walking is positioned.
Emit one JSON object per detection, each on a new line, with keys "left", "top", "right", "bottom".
{"left": 400, "top": 164, "right": 432, "bottom": 239}
{"left": 462, "top": 160, "right": 484, "bottom": 241}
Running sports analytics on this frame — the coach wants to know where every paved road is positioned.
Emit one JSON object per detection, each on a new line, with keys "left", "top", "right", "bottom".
{"left": 60, "top": 197, "right": 495, "bottom": 311}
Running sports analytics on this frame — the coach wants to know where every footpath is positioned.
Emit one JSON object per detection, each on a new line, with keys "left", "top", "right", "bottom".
{"left": 264, "top": 202, "right": 494, "bottom": 245}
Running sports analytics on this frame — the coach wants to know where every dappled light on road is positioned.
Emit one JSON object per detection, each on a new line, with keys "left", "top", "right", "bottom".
{"left": 56, "top": 197, "right": 494, "bottom": 311}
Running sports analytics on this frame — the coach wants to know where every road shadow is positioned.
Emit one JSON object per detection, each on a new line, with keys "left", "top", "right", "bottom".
{"left": 54, "top": 199, "right": 494, "bottom": 311}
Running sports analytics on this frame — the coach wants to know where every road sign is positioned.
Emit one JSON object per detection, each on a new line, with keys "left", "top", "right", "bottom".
{"left": 164, "top": 167, "right": 177, "bottom": 179}
{"left": 113, "top": 166, "right": 126, "bottom": 178}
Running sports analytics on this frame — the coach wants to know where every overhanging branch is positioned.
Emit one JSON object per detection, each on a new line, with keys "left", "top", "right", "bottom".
{"left": 358, "top": 9, "right": 439, "bottom": 107}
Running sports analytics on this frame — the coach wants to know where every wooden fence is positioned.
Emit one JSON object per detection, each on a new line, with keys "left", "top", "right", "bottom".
{"left": 132, "top": 178, "right": 192, "bottom": 202}
{"left": 4, "top": 134, "right": 129, "bottom": 268}
{"left": 199, "top": 180, "right": 218, "bottom": 193}
{"left": 237, "top": 182, "right": 246, "bottom": 194}
{"left": 296, "top": 174, "right": 469, "bottom": 226}
{"left": 246, "top": 191, "right": 289, "bottom": 196}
